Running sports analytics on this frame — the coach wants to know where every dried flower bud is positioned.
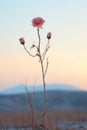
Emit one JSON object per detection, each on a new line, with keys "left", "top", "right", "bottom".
{"left": 30, "top": 44, "right": 36, "bottom": 49}
{"left": 19, "top": 37, "right": 25, "bottom": 45}
{"left": 47, "top": 32, "right": 51, "bottom": 40}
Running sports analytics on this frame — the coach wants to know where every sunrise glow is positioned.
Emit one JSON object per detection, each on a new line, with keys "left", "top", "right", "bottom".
{"left": 0, "top": 0, "right": 87, "bottom": 91}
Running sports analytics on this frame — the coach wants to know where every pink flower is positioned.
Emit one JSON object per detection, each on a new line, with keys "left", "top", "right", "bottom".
{"left": 32, "top": 17, "right": 45, "bottom": 28}
{"left": 19, "top": 37, "right": 25, "bottom": 45}
{"left": 47, "top": 32, "right": 52, "bottom": 39}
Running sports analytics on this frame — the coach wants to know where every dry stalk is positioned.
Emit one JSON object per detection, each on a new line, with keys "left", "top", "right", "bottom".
{"left": 19, "top": 17, "right": 51, "bottom": 129}
{"left": 21, "top": 27, "right": 51, "bottom": 110}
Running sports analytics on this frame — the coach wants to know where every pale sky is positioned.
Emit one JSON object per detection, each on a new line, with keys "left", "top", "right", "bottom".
{"left": 0, "top": 0, "right": 87, "bottom": 90}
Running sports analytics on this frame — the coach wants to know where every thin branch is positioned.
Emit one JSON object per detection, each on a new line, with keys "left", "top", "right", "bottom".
{"left": 44, "top": 58, "right": 49, "bottom": 76}
{"left": 22, "top": 84, "right": 37, "bottom": 128}
{"left": 24, "top": 45, "right": 37, "bottom": 57}
{"left": 42, "top": 42, "right": 49, "bottom": 57}
{"left": 42, "top": 39, "right": 50, "bottom": 61}
{"left": 42, "top": 45, "right": 50, "bottom": 62}
{"left": 37, "top": 28, "right": 41, "bottom": 50}
{"left": 37, "top": 28, "right": 47, "bottom": 110}
{"left": 42, "top": 96, "right": 61, "bottom": 119}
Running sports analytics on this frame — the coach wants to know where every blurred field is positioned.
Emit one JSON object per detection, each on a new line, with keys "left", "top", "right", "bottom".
{"left": 0, "top": 90, "right": 87, "bottom": 129}
{"left": 0, "top": 110, "right": 87, "bottom": 129}
{"left": 1, "top": 90, "right": 87, "bottom": 112}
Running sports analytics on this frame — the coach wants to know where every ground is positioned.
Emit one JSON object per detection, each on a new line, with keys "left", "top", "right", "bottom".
{"left": 0, "top": 111, "right": 87, "bottom": 130}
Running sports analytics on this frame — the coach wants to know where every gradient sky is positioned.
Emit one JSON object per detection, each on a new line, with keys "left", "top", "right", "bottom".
{"left": 0, "top": 0, "right": 87, "bottom": 90}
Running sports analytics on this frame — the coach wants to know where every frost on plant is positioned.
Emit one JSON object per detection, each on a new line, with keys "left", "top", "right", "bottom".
{"left": 19, "top": 17, "right": 52, "bottom": 109}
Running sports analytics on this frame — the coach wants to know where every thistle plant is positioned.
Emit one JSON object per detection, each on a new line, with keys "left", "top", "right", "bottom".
{"left": 19, "top": 17, "right": 51, "bottom": 109}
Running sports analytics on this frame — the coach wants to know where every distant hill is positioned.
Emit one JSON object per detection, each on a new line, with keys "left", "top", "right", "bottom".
{"left": 0, "top": 84, "right": 81, "bottom": 94}
{"left": 0, "top": 90, "right": 87, "bottom": 112}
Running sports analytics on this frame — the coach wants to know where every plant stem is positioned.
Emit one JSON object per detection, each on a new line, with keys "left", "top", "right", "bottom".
{"left": 24, "top": 45, "right": 37, "bottom": 57}
{"left": 40, "top": 55, "right": 47, "bottom": 109}
{"left": 37, "top": 28, "right": 47, "bottom": 110}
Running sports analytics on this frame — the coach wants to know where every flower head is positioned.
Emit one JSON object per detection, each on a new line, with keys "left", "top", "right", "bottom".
{"left": 47, "top": 32, "right": 52, "bottom": 40}
{"left": 32, "top": 17, "right": 45, "bottom": 28}
{"left": 19, "top": 37, "right": 25, "bottom": 45}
